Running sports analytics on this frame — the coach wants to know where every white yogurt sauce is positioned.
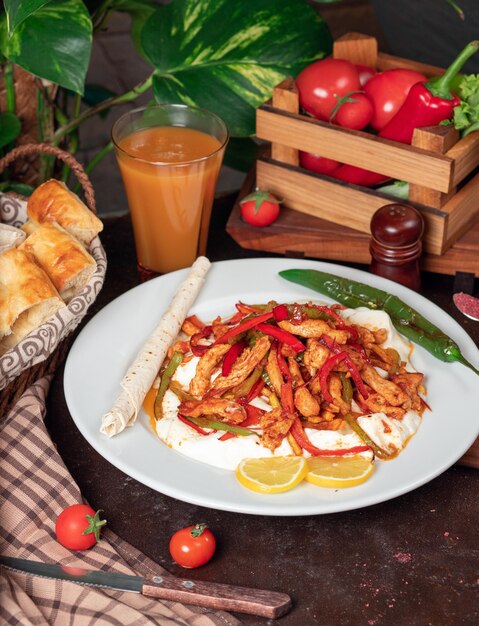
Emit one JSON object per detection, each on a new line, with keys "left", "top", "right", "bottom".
{"left": 155, "top": 306, "right": 424, "bottom": 469}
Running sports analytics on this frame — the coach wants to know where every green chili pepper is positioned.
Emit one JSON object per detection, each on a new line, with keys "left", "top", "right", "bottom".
{"left": 154, "top": 351, "right": 183, "bottom": 419}
{"left": 344, "top": 414, "right": 391, "bottom": 460}
{"left": 186, "top": 415, "right": 255, "bottom": 436}
{"left": 279, "top": 269, "right": 479, "bottom": 376}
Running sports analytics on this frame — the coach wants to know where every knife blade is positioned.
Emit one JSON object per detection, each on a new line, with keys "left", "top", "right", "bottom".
{"left": 0, "top": 555, "right": 292, "bottom": 619}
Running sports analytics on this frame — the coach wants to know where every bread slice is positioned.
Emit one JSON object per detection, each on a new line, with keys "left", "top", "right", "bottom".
{"left": 20, "top": 222, "right": 97, "bottom": 303}
{"left": 27, "top": 179, "right": 103, "bottom": 245}
{"left": 0, "top": 248, "right": 65, "bottom": 355}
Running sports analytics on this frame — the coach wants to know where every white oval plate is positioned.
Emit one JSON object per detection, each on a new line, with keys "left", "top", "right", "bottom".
{"left": 64, "top": 258, "right": 479, "bottom": 516}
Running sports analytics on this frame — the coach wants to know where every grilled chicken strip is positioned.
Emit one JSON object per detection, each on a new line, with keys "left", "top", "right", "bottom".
{"left": 212, "top": 336, "right": 271, "bottom": 391}
{"left": 278, "top": 319, "right": 350, "bottom": 343}
{"left": 179, "top": 399, "right": 246, "bottom": 424}
{"left": 189, "top": 343, "right": 230, "bottom": 398}
{"left": 361, "top": 363, "right": 408, "bottom": 406}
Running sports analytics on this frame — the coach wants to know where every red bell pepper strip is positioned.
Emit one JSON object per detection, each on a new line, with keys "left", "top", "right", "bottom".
{"left": 255, "top": 323, "right": 305, "bottom": 353}
{"left": 190, "top": 325, "right": 213, "bottom": 356}
{"left": 276, "top": 350, "right": 292, "bottom": 382}
{"left": 244, "top": 377, "right": 265, "bottom": 404}
{"left": 319, "top": 352, "right": 347, "bottom": 403}
{"left": 380, "top": 41, "right": 479, "bottom": 144}
{"left": 344, "top": 354, "right": 369, "bottom": 399}
{"left": 221, "top": 341, "right": 246, "bottom": 376}
{"left": 213, "top": 311, "right": 273, "bottom": 345}
{"left": 272, "top": 304, "right": 289, "bottom": 321}
{"left": 178, "top": 414, "right": 209, "bottom": 435}
{"left": 290, "top": 417, "right": 370, "bottom": 457}
{"left": 331, "top": 164, "right": 390, "bottom": 187}
{"left": 219, "top": 404, "right": 263, "bottom": 441}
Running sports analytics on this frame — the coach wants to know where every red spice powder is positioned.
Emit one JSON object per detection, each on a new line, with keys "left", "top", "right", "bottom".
{"left": 453, "top": 292, "right": 479, "bottom": 320}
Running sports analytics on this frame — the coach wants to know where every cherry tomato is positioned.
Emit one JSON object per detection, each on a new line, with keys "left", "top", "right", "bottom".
{"left": 299, "top": 151, "right": 340, "bottom": 175}
{"left": 356, "top": 64, "right": 377, "bottom": 87}
{"left": 55, "top": 504, "right": 106, "bottom": 551}
{"left": 364, "top": 68, "right": 427, "bottom": 130}
{"left": 240, "top": 189, "right": 281, "bottom": 227}
{"left": 169, "top": 523, "right": 216, "bottom": 568}
{"left": 296, "top": 58, "right": 361, "bottom": 121}
{"left": 330, "top": 91, "right": 373, "bottom": 130}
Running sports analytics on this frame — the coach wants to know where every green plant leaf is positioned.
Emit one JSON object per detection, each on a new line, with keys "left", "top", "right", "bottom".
{"left": 3, "top": 0, "right": 52, "bottom": 35}
{"left": 110, "top": 0, "right": 158, "bottom": 59}
{"left": 0, "top": 111, "right": 21, "bottom": 148}
{"left": 142, "top": 0, "right": 332, "bottom": 136}
{"left": 1, "top": 0, "right": 92, "bottom": 94}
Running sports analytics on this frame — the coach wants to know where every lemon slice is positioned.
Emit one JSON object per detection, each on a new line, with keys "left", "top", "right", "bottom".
{"left": 306, "top": 454, "right": 374, "bottom": 489}
{"left": 236, "top": 456, "right": 308, "bottom": 494}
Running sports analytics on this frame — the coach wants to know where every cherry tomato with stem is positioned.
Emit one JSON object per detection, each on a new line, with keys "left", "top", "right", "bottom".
{"left": 296, "top": 58, "right": 361, "bottom": 121}
{"left": 55, "top": 504, "right": 106, "bottom": 551}
{"left": 330, "top": 91, "right": 374, "bottom": 130}
{"left": 364, "top": 68, "right": 427, "bottom": 130}
{"left": 169, "top": 523, "right": 216, "bottom": 568}
{"left": 240, "top": 189, "right": 281, "bottom": 227}
{"left": 299, "top": 151, "right": 340, "bottom": 176}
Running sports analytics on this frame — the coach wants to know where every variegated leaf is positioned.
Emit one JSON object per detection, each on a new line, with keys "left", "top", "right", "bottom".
{"left": 3, "top": 0, "right": 52, "bottom": 34}
{"left": 1, "top": 0, "right": 92, "bottom": 94}
{"left": 142, "top": 0, "right": 332, "bottom": 136}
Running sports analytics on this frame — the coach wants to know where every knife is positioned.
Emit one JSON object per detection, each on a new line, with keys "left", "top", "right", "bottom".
{"left": 0, "top": 555, "right": 292, "bottom": 619}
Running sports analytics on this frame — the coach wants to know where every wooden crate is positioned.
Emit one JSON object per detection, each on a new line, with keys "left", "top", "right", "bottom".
{"left": 255, "top": 33, "right": 479, "bottom": 256}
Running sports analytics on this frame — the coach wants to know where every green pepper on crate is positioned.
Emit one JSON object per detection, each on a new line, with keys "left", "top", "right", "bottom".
{"left": 279, "top": 269, "right": 479, "bottom": 376}
{"left": 379, "top": 40, "right": 479, "bottom": 144}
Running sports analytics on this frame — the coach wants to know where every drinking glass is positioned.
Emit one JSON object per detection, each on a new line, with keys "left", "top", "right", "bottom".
{"left": 112, "top": 104, "right": 228, "bottom": 277}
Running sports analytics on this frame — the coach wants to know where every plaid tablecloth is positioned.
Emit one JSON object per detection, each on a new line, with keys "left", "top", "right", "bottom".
{"left": 0, "top": 377, "right": 240, "bottom": 626}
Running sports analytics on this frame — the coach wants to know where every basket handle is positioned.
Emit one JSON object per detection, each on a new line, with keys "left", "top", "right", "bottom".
{"left": 0, "top": 143, "right": 97, "bottom": 214}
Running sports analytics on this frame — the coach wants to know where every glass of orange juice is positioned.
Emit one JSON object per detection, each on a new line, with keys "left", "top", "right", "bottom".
{"left": 112, "top": 104, "right": 228, "bottom": 277}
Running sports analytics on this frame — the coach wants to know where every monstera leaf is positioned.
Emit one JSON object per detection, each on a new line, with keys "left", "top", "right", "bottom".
{"left": 141, "top": 0, "right": 332, "bottom": 136}
{"left": 1, "top": 0, "right": 92, "bottom": 94}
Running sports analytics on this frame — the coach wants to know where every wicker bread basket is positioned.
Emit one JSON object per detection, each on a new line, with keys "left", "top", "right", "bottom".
{"left": 0, "top": 143, "right": 107, "bottom": 416}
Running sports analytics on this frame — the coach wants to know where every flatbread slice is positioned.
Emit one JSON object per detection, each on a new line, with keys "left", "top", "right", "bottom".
{"left": 20, "top": 222, "right": 97, "bottom": 302}
{"left": 100, "top": 256, "right": 211, "bottom": 437}
{"left": 0, "top": 248, "right": 65, "bottom": 355}
{"left": 27, "top": 179, "right": 103, "bottom": 245}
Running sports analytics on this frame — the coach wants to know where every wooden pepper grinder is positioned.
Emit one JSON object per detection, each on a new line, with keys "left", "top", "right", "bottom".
{"left": 369, "top": 203, "right": 424, "bottom": 292}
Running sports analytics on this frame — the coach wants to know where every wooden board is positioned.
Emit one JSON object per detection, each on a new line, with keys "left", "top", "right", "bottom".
{"left": 226, "top": 167, "right": 479, "bottom": 277}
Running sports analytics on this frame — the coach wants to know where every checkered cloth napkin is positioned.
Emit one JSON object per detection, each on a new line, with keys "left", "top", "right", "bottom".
{"left": 0, "top": 377, "right": 241, "bottom": 626}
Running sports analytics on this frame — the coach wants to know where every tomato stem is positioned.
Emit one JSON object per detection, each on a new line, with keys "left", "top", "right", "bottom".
{"left": 190, "top": 523, "right": 208, "bottom": 538}
{"left": 82, "top": 509, "right": 107, "bottom": 542}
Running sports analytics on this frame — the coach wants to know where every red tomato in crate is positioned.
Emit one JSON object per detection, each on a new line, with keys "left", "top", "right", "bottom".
{"left": 296, "top": 58, "right": 361, "bottom": 121}
{"left": 330, "top": 91, "right": 374, "bottom": 130}
{"left": 55, "top": 504, "right": 106, "bottom": 551}
{"left": 356, "top": 64, "right": 377, "bottom": 87}
{"left": 169, "top": 524, "right": 216, "bottom": 568}
{"left": 240, "top": 189, "right": 281, "bottom": 227}
{"left": 299, "top": 151, "right": 340, "bottom": 175}
{"left": 364, "top": 68, "right": 427, "bottom": 130}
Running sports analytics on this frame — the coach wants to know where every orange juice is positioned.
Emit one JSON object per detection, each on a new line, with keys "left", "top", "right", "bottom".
{"left": 116, "top": 125, "right": 224, "bottom": 274}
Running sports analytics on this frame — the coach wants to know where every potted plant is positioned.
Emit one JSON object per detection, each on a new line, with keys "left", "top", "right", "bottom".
{"left": 0, "top": 0, "right": 333, "bottom": 192}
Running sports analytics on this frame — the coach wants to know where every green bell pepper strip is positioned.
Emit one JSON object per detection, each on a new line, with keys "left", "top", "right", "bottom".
{"left": 185, "top": 415, "right": 256, "bottom": 436}
{"left": 344, "top": 414, "right": 391, "bottom": 460}
{"left": 279, "top": 269, "right": 479, "bottom": 376}
{"left": 154, "top": 351, "right": 183, "bottom": 419}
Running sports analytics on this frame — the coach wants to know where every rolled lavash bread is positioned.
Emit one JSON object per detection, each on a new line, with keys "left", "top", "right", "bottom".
{"left": 100, "top": 256, "right": 211, "bottom": 437}
{"left": 27, "top": 179, "right": 103, "bottom": 246}
{"left": 0, "top": 248, "right": 65, "bottom": 355}
{"left": 19, "top": 222, "right": 96, "bottom": 302}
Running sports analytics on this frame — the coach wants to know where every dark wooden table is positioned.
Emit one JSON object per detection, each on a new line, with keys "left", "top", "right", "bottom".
{"left": 46, "top": 195, "right": 479, "bottom": 626}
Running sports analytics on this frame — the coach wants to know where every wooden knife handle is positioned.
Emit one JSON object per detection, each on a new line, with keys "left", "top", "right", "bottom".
{"left": 142, "top": 574, "right": 292, "bottom": 618}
